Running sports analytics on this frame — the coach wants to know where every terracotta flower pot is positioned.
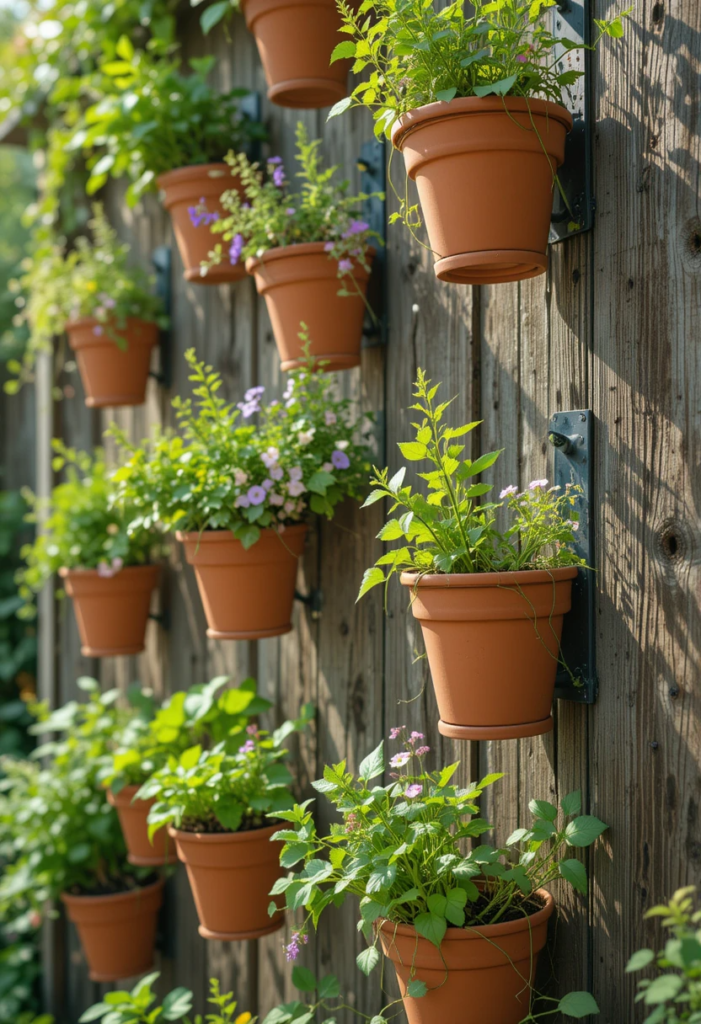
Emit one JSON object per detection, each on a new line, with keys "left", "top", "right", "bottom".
{"left": 66, "top": 317, "right": 158, "bottom": 408}
{"left": 59, "top": 565, "right": 159, "bottom": 658}
{"left": 241, "top": 0, "right": 351, "bottom": 108}
{"left": 379, "top": 890, "right": 554, "bottom": 1024}
{"left": 401, "top": 567, "right": 578, "bottom": 740}
{"left": 158, "top": 163, "right": 245, "bottom": 284}
{"left": 61, "top": 877, "right": 165, "bottom": 982}
{"left": 107, "top": 786, "right": 175, "bottom": 867}
{"left": 169, "top": 823, "right": 284, "bottom": 940}
{"left": 246, "top": 243, "right": 372, "bottom": 371}
{"left": 391, "top": 97, "right": 573, "bottom": 284}
{"left": 177, "top": 525, "right": 307, "bottom": 640}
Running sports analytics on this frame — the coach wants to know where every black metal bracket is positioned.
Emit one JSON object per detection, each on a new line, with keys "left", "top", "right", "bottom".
{"left": 550, "top": 409, "right": 596, "bottom": 703}
{"left": 549, "top": 0, "right": 594, "bottom": 243}
{"left": 239, "top": 91, "right": 264, "bottom": 164}
{"left": 358, "top": 138, "right": 387, "bottom": 349}
{"left": 149, "top": 609, "right": 171, "bottom": 631}
{"left": 295, "top": 588, "right": 324, "bottom": 620}
{"left": 149, "top": 245, "right": 172, "bottom": 388}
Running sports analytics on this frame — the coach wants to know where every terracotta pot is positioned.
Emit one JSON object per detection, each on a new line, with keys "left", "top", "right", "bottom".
{"left": 379, "top": 890, "right": 554, "bottom": 1024}
{"left": 241, "top": 0, "right": 351, "bottom": 108}
{"left": 401, "top": 567, "right": 578, "bottom": 739}
{"left": 59, "top": 565, "right": 159, "bottom": 658}
{"left": 158, "top": 163, "right": 245, "bottom": 284}
{"left": 107, "top": 786, "right": 175, "bottom": 867}
{"left": 391, "top": 97, "right": 573, "bottom": 284}
{"left": 169, "top": 823, "right": 284, "bottom": 940}
{"left": 246, "top": 243, "right": 372, "bottom": 371}
{"left": 61, "top": 877, "right": 164, "bottom": 982}
{"left": 177, "top": 525, "right": 307, "bottom": 640}
{"left": 66, "top": 317, "right": 158, "bottom": 408}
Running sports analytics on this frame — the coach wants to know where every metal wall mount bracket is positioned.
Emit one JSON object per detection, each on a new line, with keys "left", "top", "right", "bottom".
{"left": 150, "top": 245, "right": 172, "bottom": 388}
{"left": 295, "top": 588, "right": 324, "bottom": 620}
{"left": 549, "top": 0, "right": 594, "bottom": 244}
{"left": 358, "top": 138, "right": 387, "bottom": 349}
{"left": 549, "top": 409, "right": 597, "bottom": 703}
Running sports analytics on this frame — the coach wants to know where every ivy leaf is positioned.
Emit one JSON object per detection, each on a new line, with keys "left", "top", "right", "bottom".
{"left": 356, "top": 946, "right": 380, "bottom": 976}
{"left": 406, "top": 980, "right": 428, "bottom": 998}
{"left": 558, "top": 991, "right": 600, "bottom": 1018}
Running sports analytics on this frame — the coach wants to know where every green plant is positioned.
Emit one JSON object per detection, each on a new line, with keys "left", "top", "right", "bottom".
{"left": 103, "top": 676, "right": 273, "bottom": 794}
{"left": 110, "top": 343, "right": 373, "bottom": 549}
{"left": 138, "top": 703, "right": 314, "bottom": 837}
{"left": 0, "top": 492, "right": 36, "bottom": 759}
{"left": 0, "top": 678, "right": 150, "bottom": 929}
{"left": 273, "top": 730, "right": 605, "bottom": 1020}
{"left": 189, "top": 1, "right": 240, "bottom": 37}
{"left": 207, "top": 122, "right": 381, "bottom": 295}
{"left": 626, "top": 886, "right": 701, "bottom": 1023}
{"left": 6, "top": 203, "right": 166, "bottom": 394}
{"left": 74, "top": 43, "right": 265, "bottom": 204}
{"left": 16, "top": 440, "right": 161, "bottom": 612}
{"left": 358, "top": 368, "right": 583, "bottom": 601}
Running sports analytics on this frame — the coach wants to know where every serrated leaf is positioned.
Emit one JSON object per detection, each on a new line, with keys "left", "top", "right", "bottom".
{"left": 356, "top": 946, "right": 380, "bottom": 975}
{"left": 529, "top": 798, "right": 558, "bottom": 822}
{"left": 407, "top": 979, "right": 428, "bottom": 998}
{"left": 357, "top": 567, "right": 385, "bottom": 601}
{"left": 398, "top": 442, "right": 428, "bottom": 461}
{"left": 561, "top": 791, "right": 582, "bottom": 817}
{"left": 331, "top": 40, "right": 356, "bottom": 62}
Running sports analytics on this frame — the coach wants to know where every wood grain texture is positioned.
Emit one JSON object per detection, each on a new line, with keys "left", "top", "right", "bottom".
{"left": 20, "top": 1, "right": 701, "bottom": 1021}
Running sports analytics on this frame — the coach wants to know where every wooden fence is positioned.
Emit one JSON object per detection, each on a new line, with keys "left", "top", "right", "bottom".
{"left": 24, "top": 2, "right": 701, "bottom": 1021}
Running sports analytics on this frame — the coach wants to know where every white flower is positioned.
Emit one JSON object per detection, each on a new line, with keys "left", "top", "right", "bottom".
{"left": 261, "top": 446, "right": 279, "bottom": 469}
{"left": 284, "top": 500, "right": 296, "bottom": 514}
{"left": 334, "top": 439, "right": 349, "bottom": 450}
{"left": 325, "top": 410, "right": 337, "bottom": 426}
{"left": 299, "top": 429, "right": 315, "bottom": 445}
{"left": 234, "top": 469, "right": 248, "bottom": 486}
{"left": 269, "top": 465, "right": 284, "bottom": 481}
{"left": 288, "top": 467, "right": 303, "bottom": 482}
{"left": 288, "top": 480, "right": 306, "bottom": 497}
{"left": 322, "top": 462, "right": 334, "bottom": 473}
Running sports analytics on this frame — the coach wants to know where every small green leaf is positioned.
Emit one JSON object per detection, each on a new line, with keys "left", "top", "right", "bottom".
{"left": 357, "top": 567, "right": 385, "bottom": 601}
{"left": 356, "top": 946, "right": 380, "bottom": 975}
{"left": 414, "top": 912, "right": 446, "bottom": 948}
{"left": 331, "top": 40, "right": 356, "bottom": 62}
{"left": 558, "top": 991, "right": 600, "bottom": 1018}
{"left": 529, "top": 798, "right": 558, "bottom": 822}
{"left": 561, "top": 791, "right": 582, "bottom": 817}
{"left": 200, "top": 0, "right": 230, "bottom": 33}
{"left": 626, "top": 949, "right": 655, "bottom": 972}
{"left": 559, "top": 858, "right": 588, "bottom": 895}
{"left": 328, "top": 96, "right": 353, "bottom": 119}
{"left": 435, "top": 87, "right": 457, "bottom": 102}
{"left": 407, "top": 980, "right": 428, "bottom": 998}
{"left": 292, "top": 965, "right": 317, "bottom": 992}
{"left": 397, "top": 442, "right": 428, "bottom": 461}
{"left": 643, "top": 974, "right": 684, "bottom": 1005}
{"left": 359, "top": 741, "right": 384, "bottom": 781}
{"left": 565, "top": 815, "right": 608, "bottom": 848}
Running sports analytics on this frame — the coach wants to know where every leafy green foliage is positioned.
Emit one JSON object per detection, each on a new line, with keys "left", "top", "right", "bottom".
{"left": 272, "top": 727, "right": 607, "bottom": 1003}
{"left": 358, "top": 368, "right": 584, "bottom": 599}
{"left": 0, "top": 492, "right": 35, "bottom": 758}
{"left": 0, "top": 679, "right": 151, "bottom": 930}
{"left": 627, "top": 887, "right": 701, "bottom": 1022}
{"left": 74, "top": 46, "right": 265, "bottom": 205}
{"left": 190, "top": 0, "right": 239, "bottom": 36}
{"left": 330, "top": 0, "right": 629, "bottom": 137}
{"left": 15, "top": 441, "right": 161, "bottom": 609}
{"left": 109, "top": 342, "right": 374, "bottom": 544}
{"left": 139, "top": 703, "right": 314, "bottom": 836}
{"left": 207, "top": 122, "right": 381, "bottom": 291}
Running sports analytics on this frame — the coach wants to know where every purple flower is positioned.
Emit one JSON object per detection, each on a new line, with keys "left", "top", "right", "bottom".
{"left": 272, "top": 165, "right": 285, "bottom": 188}
{"left": 229, "top": 233, "right": 244, "bottom": 265}
{"left": 406, "top": 784, "right": 423, "bottom": 799}
{"left": 238, "top": 400, "right": 259, "bottom": 418}
{"left": 529, "top": 479, "right": 548, "bottom": 490}
{"left": 323, "top": 241, "right": 335, "bottom": 253}
{"left": 415, "top": 746, "right": 430, "bottom": 757}
{"left": 516, "top": 53, "right": 528, "bottom": 63}
{"left": 245, "top": 385, "right": 265, "bottom": 401}
{"left": 500, "top": 485, "right": 518, "bottom": 498}
{"left": 247, "top": 485, "right": 267, "bottom": 505}
{"left": 188, "top": 205, "right": 202, "bottom": 228}
{"left": 331, "top": 449, "right": 350, "bottom": 470}
{"left": 338, "top": 258, "right": 353, "bottom": 274}
{"left": 188, "top": 198, "right": 220, "bottom": 228}
{"left": 389, "top": 726, "right": 405, "bottom": 740}
{"left": 390, "top": 751, "right": 411, "bottom": 768}
{"left": 239, "top": 739, "right": 255, "bottom": 754}
{"left": 342, "top": 219, "right": 369, "bottom": 239}
{"left": 285, "top": 207, "right": 296, "bottom": 216}
{"left": 235, "top": 494, "right": 251, "bottom": 509}
{"left": 268, "top": 156, "right": 283, "bottom": 165}
{"left": 93, "top": 325, "right": 104, "bottom": 337}
{"left": 101, "top": 295, "right": 116, "bottom": 310}
{"left": 269, "top": 465, "right": 284, "bottom": 481}
{"left": 285, "top": 931, "right": 308, "bottom": 962}
{"left": 288, "top": 466, "right": 303, "bottom": 482}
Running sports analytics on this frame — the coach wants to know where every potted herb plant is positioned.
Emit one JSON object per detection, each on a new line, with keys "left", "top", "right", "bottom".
{"left": 104, "top": 676, "right": 272, "bottom": 867}
{"left": 358, "top": 369, "right": 584, "bottom": 739}
{"left": 16, "top": 441, "right": 161, "bottom": 658}
{"left": 190, "top": 0, "right": 354, "bottom": 109}
{"left": 18, "top": 205, "right": 166, "bottom": 407}
{"left": 330, "top": 0, "right": 627, "bottom": 284}
{"left": 137, "top": 702, "right": 313, "bottom": 940}
{"left": 209, "top": 123, "right": 381, "bottom": 371}
{"left": 0, "top": 679, "right": 164, "bottom": 983}
{"left": 111, "top": 346, "right": 372, "bottom": 639}
{"left": 77, "top": 40, "right": 265, "bottom": 283}
{"left": 273, "top": 731, "right": 606, "bottom": 1024}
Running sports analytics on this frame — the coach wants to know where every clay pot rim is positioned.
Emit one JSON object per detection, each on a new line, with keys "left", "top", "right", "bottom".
{"left": 379, "top": 888, "right": 554, "bottom": 943}
{"left": 168, "top": 821, "right": 283, "bottom": 844}
{"left": 58, "top": 564, "right": 159, "bottom": 579}
{"left": 156, "top": 162, "right": 232, "bottom": 191}
{"left": 61, "top": 875, "right": 165, "bottom": 908}
{"left": 175, "top": 524, "right": 308, "bottom": 544}
{"left": 65, "top": 316, "right": 159, "bottom": 334}
{"left": 400, "top": 566, "right": 578, "bottom": 589}
{"left": 392, "top": 96, "right": 573, "bottom": 151}
{"left": 245, "top": 241, "right": 375, "bottom": 273}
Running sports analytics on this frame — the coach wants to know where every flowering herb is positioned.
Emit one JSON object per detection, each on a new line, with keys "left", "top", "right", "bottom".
{"left": 15, "top": 441, "right": 160, "bottom": 615}
{"left": 103, "top": 677, "right": 273, "bottom": 795}
{"left": 110, "top": 338, "right": 374, "bottom": 549}
{"left": 75, "top": 45, "right": 266, "bottom": 205}
{"left": 138, "top": 703, "right": 314, "bottom": 837}
{"left": 206, "top": 121, "right": 382, "bottom": 297}
{"left": 358, "top": 368, "right": 584, "bottom": 599}
{"left": 270, "top": 730, "right": 606, "bottom": 1018}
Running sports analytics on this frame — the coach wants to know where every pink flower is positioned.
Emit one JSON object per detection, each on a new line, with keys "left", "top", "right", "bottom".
{"left": 269, "top": 493, "right": 284, "bottom": 506}
{"left": 246, "top": 724, "right": 259, "bottom": 735}
{"left": 346, "top": 812, "right": 361, "bottom": 832}
{"left": 325, "top": 410, "right": 337, "bottom": 426}
{"left": 93, "top": 325, "right": 104, "bottom": 337}
{"left": 288, "top": 467, "right": 303, "bottom": 482}
{"left": 262, "top": 446, "right": 279, "bottom": 469}
{"left": 529, "top": 479, "right": 548, "bottom": 490}
{"left": 262, "top": 479, "right": 274, "bottom": 491}
{"left": 516, "top": 53, "right": 528, "bottom": 63}
{"left": 284, "top": 500, "right": 296, "bottom": 515}
{"left": 389, "top": 726, "right": 405, "bottom": 740}
{"left": 288, "top": 480, "right": 306, "bottom": 497}
{"left": 409, "top": 731, "right": 424, "bottom": 743}
{"left": 500, "top": 485, "right": 518, "bottom": 498}
{"left": 415, "top": 746, "right": 430, "bottom": 757}
{"left": 285, "top": 207, "right": 296, "bottom": 216}
{"left": 247, "top": 485, "right": 267, "bottom": 505}
{"left": 238, "top": 739, "right": 255, "bottom": 754}
{"left": 285, "top": 931, "right": 308, "bottom": 962}
{"left": 323, "top": 241, "right": 335, "bottom": 253}
{"left": 338, "top": 258, "right": 353, "bottom": 274}
{"left": 269, "top": 465, "right": 284, "bottom": 481}
{"left": 406, "top": 784, "right": 423, "bottom": 799}
{"left": 298, "top": 429, "right": 315, "bottom": 445}
{"left": 96, "top": 561, "right": 112, "bottom": 578}
{"left": 390, "top": 751, "right": 411, "bottom": 768}
{"left": 234, "top": 468, "right": 248, "bottom": 486}
{"left": 322, "top": 462, "right": 334, "bottom": 473}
